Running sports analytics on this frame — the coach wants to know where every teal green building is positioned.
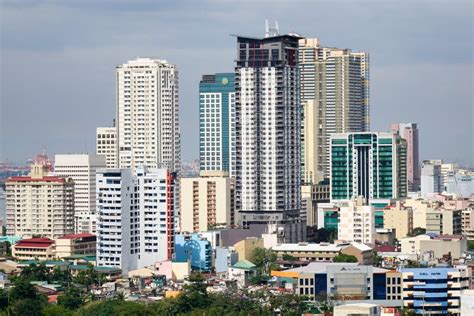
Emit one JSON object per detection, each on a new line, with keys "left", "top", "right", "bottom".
{"left": 199, "top": 73, "right": 235, "bottom": 176}
{"left": 330, "top": 132, "right": 407, "bottom": 202}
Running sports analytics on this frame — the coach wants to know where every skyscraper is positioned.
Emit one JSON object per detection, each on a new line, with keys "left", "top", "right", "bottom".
{"left": 330, "top": 132, "right": 407, "bottom": 201}
{"left": 390, "top": 123, "right": 420, "bottom": 191}
{"left": 199, "top": 73, "right": 236, "bottom": 177}
{"left": 299, "top": 39, "right": 369, "bottom": 183}
{"left": 235, "top": 29, "right": 303, "bottom": 242}
{"left": 54, "top": 154, "right": 106, "bottom": 234}
{"left": 116, "top": 58, "right": 180, "bottom": 173}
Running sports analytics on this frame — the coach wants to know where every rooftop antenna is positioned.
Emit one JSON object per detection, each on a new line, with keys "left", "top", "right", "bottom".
{"left": 265, "top": 19, "right": 270, "bottom": 37}
{"left": 265, "top": 19, "right": 280, "bottom": 38}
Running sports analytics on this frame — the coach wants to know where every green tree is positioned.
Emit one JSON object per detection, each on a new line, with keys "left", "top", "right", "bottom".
{"left": 0, "top": 289, "right": 8, "bottom": 309}
{"left": 251, "top": 247, "right": 277, "bottom": 273}
{"left": 333, "top": 253, "right": 358, "bottom": 263}
{"left": 57, "top": 287, "right": 84, "bottom": 310}
{"left": 409, "top": 227, "right": 426, "bottom": 237}
{"left": 9, "top": 279, "right": 40, "bottom": 301}
{"left": 10, "top": 298, "right": 44, "bottom": 316}
{"left": 282, "top": 254, "right": 297, "bottom": 261}
{"left": 42, "top": 304, "right": 74, "bottom": 316}
{"left": 373, "top": 252, "right": 383, "bottom": 267}
{"left": 468, "top": 240, "right": 474, "bottom": 251}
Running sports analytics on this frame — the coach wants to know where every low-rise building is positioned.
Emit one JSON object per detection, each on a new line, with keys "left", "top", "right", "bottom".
{"left": 215, "top": 247, "right": 238, "bottom": 276}
{"left": 175, "top": 233, "right": 212, "bottom": 272}
{"left": 334, "top": 303, "right": 381, "bottom": 316}
{"left": 55, "top": 233, "right": 96, "bottom": 258}
{"left": 426, "top": 208, "right": 462, "bottom": 235}
{"left": 401, "top": 266, "right": 470, "bottom": 315}
{"left": 338, "top": 198, "right": 375, "bottom": 245}
{"left": 228, "top": 259, "right": 257, "bottom": 288}
{"left": 234, "top": 237, "right": 263, "bottom": 261}
{"left": 12, "top": 238, "right": 56, "bottom": 260}
{"left": 400, "top": 234, "right": 467, "bottom": 261}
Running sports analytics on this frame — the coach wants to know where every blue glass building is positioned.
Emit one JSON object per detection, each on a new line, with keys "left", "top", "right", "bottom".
{"left": 199, "top": 73, "right": 236, "bottom": 176}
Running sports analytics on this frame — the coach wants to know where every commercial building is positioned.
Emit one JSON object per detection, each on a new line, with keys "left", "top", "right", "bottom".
{"left": 302, "top": 182, "right": 330, "bottom": 227}
{"left": 96, "top": 126, "right": 118, "bottom": 168}
{"left": 390, "top": 123, "right": 420, "bottom": 192}
{"left": 445, "top": 171, "right": 474, "bottom": 198}
{"left": 54, "top": 154, "right": 106, "bottom": 233}
{"left": 299, "top": 38, "right": 369, "bottom": 182}
{"left": 55, "top": 233, "right": 96, "bottom": 259}
{"left": 180, "top": 175, "right": 235, "bottom": 232}
{"left": 330, "top": 132, "right": 407, "bottom": 202}
{"left": 96, "top": 167, "right": 176, "bottom": 275}
{"left": 174, "top": 233, "right": 212, "bottom": 272}
{"left": 462, "top": 207, "right": 474, "bottom": 240}
{"left": 338, "top": 198, "right": 375, "bottom": 244}
{"left": 420, "top": 160, "right": 443, "bottom": 196}
{"left": 199, "top": 73, "right": 236, "bottom": 177}
{"left": 271, "top": 262, "right": 397, "bottom": 303}
{"left": 5, "top": 163, "right": 74, "bottom": 239}
{"left": 234, "top": 30, "right": 303, "bottom": 242}
{"left": 383, "top": 202, "right": 414, "bottom": 239}
{"left": 12, "top": 238, "right": 56, "bottom": 260}
{"left": 116, "top": 57, "right": 180, "bottom": 173}
{"left": 401, "top": 267, "right": 470, "bottom": 315}
{"left": 333, "top": 303, "right": 381, "bottom": 316}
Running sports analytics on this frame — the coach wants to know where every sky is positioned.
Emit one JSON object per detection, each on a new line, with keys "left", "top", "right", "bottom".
{"left": 1, "top": 0, "right": 473, "bottom": 167}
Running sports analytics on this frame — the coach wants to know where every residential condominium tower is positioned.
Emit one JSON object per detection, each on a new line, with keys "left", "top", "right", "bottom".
{"left": 199, "top": 73, "right": 236, "bottom": 177}
{"left": 330, "top": 132, "right": 407, "bottom": 201}
{"left": 96, "top": 167, "right": 176, "bottom": 275}
{"left": 299, "top": 38, "right": 369, "bottom": 183}
{"left": 6, "top": 162, "right": 74, "bottom": 239}
{"left": 235, "top": 30, "right": 304, "bottom": 242}
{"left": 390, "top": 123, "right": 420, "bottom": 192}
{"left": 116, "top": 58, "right": 181, "bottom": 173}
{"left": 96, "top": 126, "right": 118, "bottom": 168}
{"left": 54, "top": 154, "right": 106, "bottom": 234}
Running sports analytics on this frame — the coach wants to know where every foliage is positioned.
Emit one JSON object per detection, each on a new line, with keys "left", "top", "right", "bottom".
{"left": 282, "top": 254, "right": 297, "bottom": 261}
{"left": 57, "top": 287, "right": 84, "bottom": 310}
{"left": 373, "top": 252, "right": 383, "bottom": 267}
{"left": 42, "top": 304, "right": 74, "bottom": 316}
{"left": 409, "top": 227, "right": 426, "bottom": 237}
{"left": 308, "top": 227, "right": 338, "bottom": 243}
{"left": 333, "top": 253, "right": 358, "bottom": 263}
{"left": 73, "top": 265, "right": 106, "bottom": 289}
{"left": 468, "top": 240, "right": 474, "bottom": 251}
{"left": 405, "top": 260, "right": 425, "bottom": 268}
{"left": 251, "top": 248, "right": 276, "bottom": 268}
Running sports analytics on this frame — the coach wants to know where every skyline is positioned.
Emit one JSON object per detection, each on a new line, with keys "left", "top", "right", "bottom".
{"left": 1, "top": 0, "right": 473, "bottom": 166}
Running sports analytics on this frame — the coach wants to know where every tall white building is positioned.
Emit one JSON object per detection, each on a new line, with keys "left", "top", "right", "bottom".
{"left": 235, "top": 31, "right": 303, "bottom": 242}
{"left": 6, "top": 163, "right": 75, "bottom": 239}
{"left": 338, "top": 197, "right": 375, "bottom": 245}
{"left": 299, "top": 38, "right": 369, "bottom": 182}
{"left": 116, "top": 58, "right": 180, "bottom": 173}
{"left": 54, "top": 154, "right": 106, "bottom": 234}
{"left": 96, "top": 126, "right": 118, "bottom": 168}
{"left": 96, "top": 167, "right": 176, "bottom": 275}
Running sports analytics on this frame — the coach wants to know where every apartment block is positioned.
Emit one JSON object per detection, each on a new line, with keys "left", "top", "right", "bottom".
{"left": 421, "top": 160, "right": 443, "bottom": 196}
{"left": 96, "top": 126, "right": 117, "bottom": 168}
{"left": 180, "top": 175, "right": 235, "bottom": 232}
{"left": 55, "top": 233, "right": 96, "bottom": 259}
{"left": 12, "top": 238, "right": 56, "bottom": 260}
{"left": 390, "top": 123, "right": 420, "bottom": 191}
{"left": 174, "top": 233, "right": 212, "bottom": 272}
{"left": 338, "top": 198, "right": 375, "bottom": 244}
{"left": 6, "top": 163, "right": 74, "bottom": 239}
{"left": 54, "top": 154, "right": 106, "bottom": 234}
{"left": 96, "top": 167, "right": 176, "bottom": 275}
{"left": 383, "top": 201, "right": 414, "bottom": 239}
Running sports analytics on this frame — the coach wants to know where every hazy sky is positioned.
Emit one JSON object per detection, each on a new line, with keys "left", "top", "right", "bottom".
{"left": 1, "top": 0, "right": 473, "bottom": 166}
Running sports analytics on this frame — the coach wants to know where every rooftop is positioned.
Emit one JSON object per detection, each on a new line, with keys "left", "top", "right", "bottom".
{"left": 232, "top": 259, "right": 257, "bottom": 270}
{"left": 281, "top": 262, "right": 389, "bottom": 274}
{"left": 15, "top": 238, "right": 54, "bottom": 248}
{"left": 7, "top": 176, "right": 66, "bottom": 183}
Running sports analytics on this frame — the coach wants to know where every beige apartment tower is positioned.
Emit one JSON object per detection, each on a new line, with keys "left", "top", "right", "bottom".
{"left": 299, "top": 38, "right": 369, "bottom": 183}
{"left": 96, "top": 126, "right": 117, "bottom": 168}
{"left": 5, "top": 163, "right": 75, "bottom": 239}
{"left": 180, "top": 173, "right": 235, "bottom": 232}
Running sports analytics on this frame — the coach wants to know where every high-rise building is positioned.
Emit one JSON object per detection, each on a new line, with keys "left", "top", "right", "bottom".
{"left": 96, "top": 167, "right": 176, "bottom": 275}
{"left": 96, "top": 126, "right": 117, "bottom": 168}
{"left": 235, "top": 30, "right": 303, "bottom": 242}
{"left": 199, "top": 73, "right": 236, "bottom": 177}
{"left": 390, "top": 123, "right": 420, "bottom": 191}
{"left": 5, "top": 163, "right": 74, "bottom": 239}
{"left": 180, "top": 175, "right": 235, "bottom": 232}
{"left": 330, "top": 132, "right": 407, "bottom": 201}
{"left": 54, "top": 154, "right": 106, "bottom": 234}
{"left": 420, "top": 160, "right": 443, "bottom": 196}
{"left": 116, "top": 58, "right": 180, "bottom": 173}
{"left": 299, "top": 38, "right": 369, "bottom": 182}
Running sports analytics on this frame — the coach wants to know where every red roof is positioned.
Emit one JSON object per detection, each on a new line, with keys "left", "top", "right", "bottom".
{"left": 15, "top": 238, "right": 54, "bottom": 248}
{"left": 434, "top": 234, "right": 463, "bottom": 241}
{"left": 7, "top": 176, "right": 66, "bottom": 183}
{"left": 59, "top": 233, "right": 95, "bottom": 239}
{"left": 375, "top": 244, "right": 397, "bottom": 252}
